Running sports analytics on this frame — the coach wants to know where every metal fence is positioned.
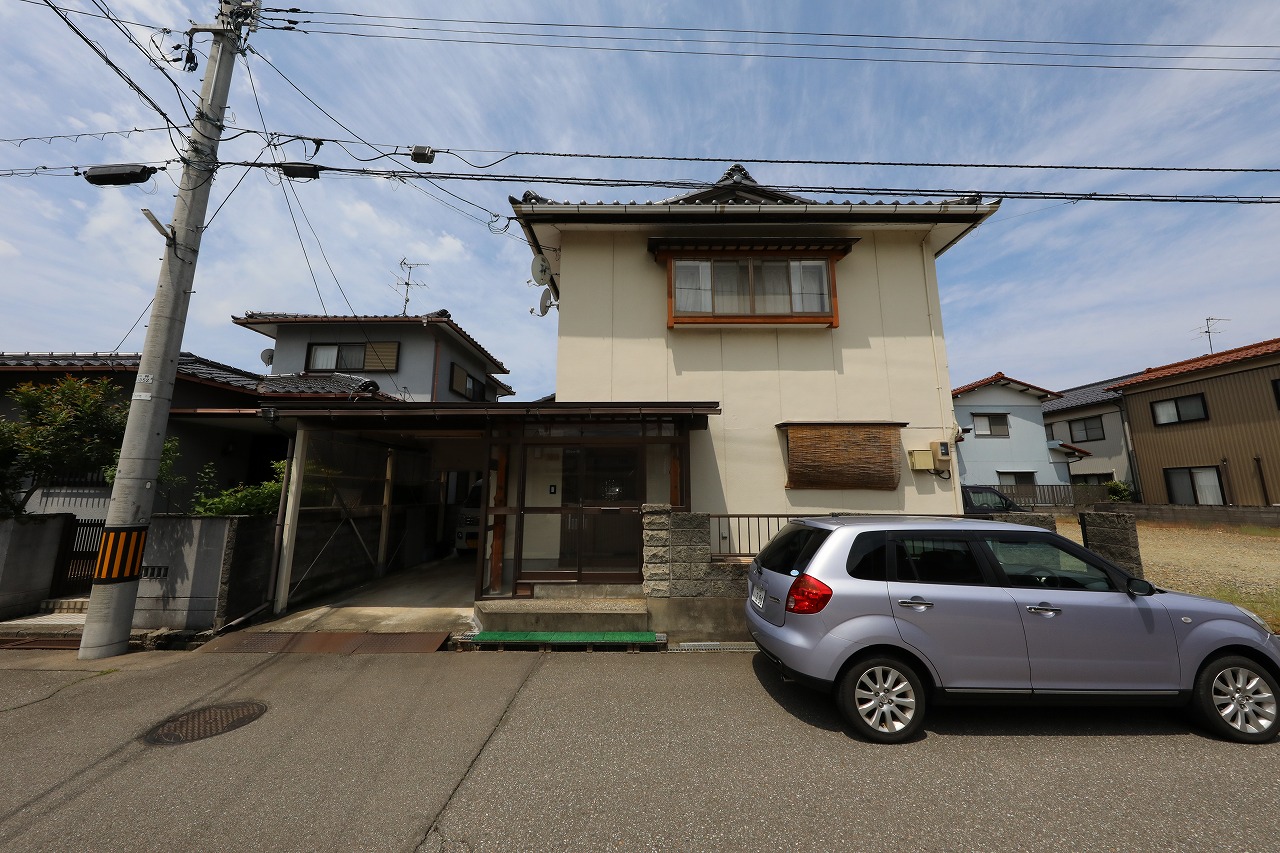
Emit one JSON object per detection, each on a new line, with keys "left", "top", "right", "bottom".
{"left": 710, "top": 514, "right": 801, "bottom": 559}
{"left": 983, "top": 484, "right": 1109, "bottom": 508}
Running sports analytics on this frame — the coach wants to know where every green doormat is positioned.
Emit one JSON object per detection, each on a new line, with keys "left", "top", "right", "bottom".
{"left": 471, "top": 631, "right": 657, "bottom": 644}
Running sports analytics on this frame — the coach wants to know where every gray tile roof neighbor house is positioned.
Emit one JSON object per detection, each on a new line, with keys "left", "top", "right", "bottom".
{"left": 0, "top": 352, "right": 398, "bottom": 400}
{"left": 1042, "top": 374, "right": 1141, "bottom": 413}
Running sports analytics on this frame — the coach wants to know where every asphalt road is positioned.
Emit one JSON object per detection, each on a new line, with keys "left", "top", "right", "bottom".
{"left": 1, "top": 648, "right": 1276, "bottom": 852}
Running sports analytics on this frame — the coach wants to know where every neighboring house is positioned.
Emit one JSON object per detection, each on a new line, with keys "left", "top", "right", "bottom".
{"left": 1042, "top": 373, "right": 1141, "bottom": 489}
{"left": 1109, "top": 337, "right": 1280, "bottom": 507}
{"left": 509, "top": 164, "right": 1000, "bottom": 519}
{"left": 952, "top": 372, "right": 1087, "bottom": 493}
{"left": 0, "top": 351, "right": 396, "bottom": 517}
{"left": 232, "top": 310, "right": 513, "bottom": 403}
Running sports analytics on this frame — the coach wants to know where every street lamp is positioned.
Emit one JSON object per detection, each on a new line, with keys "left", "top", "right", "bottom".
{"left": 82, "top": 164, "right": 158, "bottom": 186}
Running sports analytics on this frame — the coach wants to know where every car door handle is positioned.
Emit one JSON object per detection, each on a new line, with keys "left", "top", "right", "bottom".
{"left": 1026, "top": 605, "right": 1061, "bottom": 615}
{"left": 897, "top": 598, "right": 934, "bottom": 609}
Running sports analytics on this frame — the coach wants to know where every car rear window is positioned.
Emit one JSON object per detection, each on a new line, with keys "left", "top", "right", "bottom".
{"left": 756, "top": 523, "right": 830, "bottom": 574}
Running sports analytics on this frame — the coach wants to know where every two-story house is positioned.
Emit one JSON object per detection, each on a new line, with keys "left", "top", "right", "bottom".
{"left": 1110, "top": 337, "right": 1280, "bottom": 506}
{"left": 256, "top": 167, "right": 998, "bottom": 624}
{"left": 1042, "top": 374, "right": 1140, "bottom": 490}
{"left": 232, "top": 310, "right": 513, "bottom": 403}
{"left": 952, "top": 372, "right": 1086, "bottom": 501}
{"left": 510, "top": 165, "right": 999, "bottom": 521}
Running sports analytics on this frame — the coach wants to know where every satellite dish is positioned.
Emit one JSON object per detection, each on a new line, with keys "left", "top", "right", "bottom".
{"left": 260, "top": 348, "right": 274, "bottom": 367}
{"left": 531, "top": 254, "right": 552, "bottom": 286}
{"left": 536, "top": 287, "right": 555, "bottom": 317}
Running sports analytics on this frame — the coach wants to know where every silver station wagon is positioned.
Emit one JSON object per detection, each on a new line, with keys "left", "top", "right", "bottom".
{"left": 746, "top": 516, "right": 1280, "bottom": 743}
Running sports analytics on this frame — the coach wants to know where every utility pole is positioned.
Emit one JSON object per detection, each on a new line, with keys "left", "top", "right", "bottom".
{"left": 79, "top": 1, "right": 260, "bottom": 659}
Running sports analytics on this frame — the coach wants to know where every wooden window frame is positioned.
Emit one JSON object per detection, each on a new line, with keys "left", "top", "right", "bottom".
{"left": 655, "top": 246, "right": 848, "bottom": 329}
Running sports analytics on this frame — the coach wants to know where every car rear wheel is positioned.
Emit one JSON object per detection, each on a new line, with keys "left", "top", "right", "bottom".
{"left": 837, "top": 656, "right": 927, "bottom": 743}
{"left": 1193, "top": 655, "right": 1279, "bottom": 744}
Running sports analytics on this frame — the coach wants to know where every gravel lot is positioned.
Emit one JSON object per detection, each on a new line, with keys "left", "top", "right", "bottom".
{"left": 1057, "top": 518, "right": 1280, "bottom": 598}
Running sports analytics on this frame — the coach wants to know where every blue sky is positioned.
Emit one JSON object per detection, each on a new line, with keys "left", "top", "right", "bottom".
{"left": 3, "top": 0, "right": 1279, "bottom": 400}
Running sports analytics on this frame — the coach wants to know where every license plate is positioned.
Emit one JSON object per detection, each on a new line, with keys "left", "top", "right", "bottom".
{"left": 750, "top": 583, "right": 766, "bottom": 609}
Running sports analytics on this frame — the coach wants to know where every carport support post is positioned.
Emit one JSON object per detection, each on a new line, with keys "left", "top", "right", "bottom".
{"left": 274, "top": 427, "right": 309, "bottom": 614}
{"left": 78, "top": 1, "right": 254, "bottom": 659}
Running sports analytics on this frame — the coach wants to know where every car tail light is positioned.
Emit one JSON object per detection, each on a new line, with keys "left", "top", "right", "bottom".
{"left": 785, "top": 575, "right": 832, "bottom": 614}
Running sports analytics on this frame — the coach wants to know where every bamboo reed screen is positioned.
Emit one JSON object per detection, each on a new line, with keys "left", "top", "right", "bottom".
{"left": 780, "top": 423, "right": 904, "bottom": 490}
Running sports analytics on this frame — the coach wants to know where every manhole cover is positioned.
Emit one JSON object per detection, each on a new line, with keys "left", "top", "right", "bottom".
{"left": 144, "top": 701, "right": 267, "bottom": 745}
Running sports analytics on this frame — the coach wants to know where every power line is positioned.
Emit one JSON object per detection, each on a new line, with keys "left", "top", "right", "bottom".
{"left": 223, "top": 163, "right": 1280, "bottom": 204}
{"left": 258, "top": 15, "right": 1280, "bottom": 66}
{"left": 8, "top": 157, "right": 1280, "bottom": 204}
{"left": 1, "top": 126, "right": 176, "bottom": 146}
{"left": 255, "top": 17, "right": 1280, "bottom": 73}
{"left": 259, "top": 10, "right": 1280, "bottom": 53}
{"left": 38, "top": 0, "right": 183, "bottom": 133}
{"left": 211, "top": 129, "right": 1280, "bottom": 175}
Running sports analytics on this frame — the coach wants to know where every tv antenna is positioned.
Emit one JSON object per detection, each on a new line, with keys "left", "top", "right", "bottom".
{"left": 396, "top": 259, "right": 429, "bottom": 315}
{"left": 1193, "top": 317, "right": 1229, "bottom": 353}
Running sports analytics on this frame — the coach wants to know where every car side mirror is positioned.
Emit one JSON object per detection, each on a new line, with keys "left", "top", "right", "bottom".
{"left": 1127, "top": 578, "right": 1155, "bottom": 597}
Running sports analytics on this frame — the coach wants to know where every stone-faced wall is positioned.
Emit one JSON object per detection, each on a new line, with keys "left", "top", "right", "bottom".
{"left": 641, "top": 504, "right": 751, "bottom": 640}
{"left": 642, "top": 505, "right": 749, "bottom": 598}
{"left": 1080, "top": 511, "right": 1143, "bottom": 578}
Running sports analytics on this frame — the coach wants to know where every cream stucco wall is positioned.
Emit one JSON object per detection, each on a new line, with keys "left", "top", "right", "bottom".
{"left": 555, "top": 230, "right": 962, "bottom": 515}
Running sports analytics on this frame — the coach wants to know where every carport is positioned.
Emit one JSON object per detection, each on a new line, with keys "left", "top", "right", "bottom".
{"left": 264, "top": 400, "right": 717, "bottom": 615}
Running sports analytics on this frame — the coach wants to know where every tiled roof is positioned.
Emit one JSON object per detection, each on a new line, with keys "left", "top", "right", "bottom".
{"left": 1108, "top": 337, "right": 1280, "bottom": 390}
{"left": 1050, "top": 441, "right": 1092, "bottom": 458}
{"left": 233, "top": 310, "right": 509, "bottom": 374}
{"left": 952, "top": 372, "right": 1060, "bottom": 401}
{"left": 0, "top": 352, "right": 396, "bottom": 400}
{"left": 0, "top": 352, "right": 260, "bottom": 388}
{"left": 512, "top": 163, "right": 992, "bottom": 210}
{"left": 1041, "top": 373, "right": 1141, "bottom": 413}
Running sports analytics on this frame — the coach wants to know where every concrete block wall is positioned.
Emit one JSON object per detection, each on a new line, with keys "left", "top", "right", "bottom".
{"left": 994, "top": 512, "right": 1057, "bottom": 533}
{"left": 135, "top": 515, "right": 275, "bottom": 631}
{"left": 1079, "top": 511, "right": 1143, "bottom": 579}
{"left": 0, "top": 514, "right": 71, "bottom": 620}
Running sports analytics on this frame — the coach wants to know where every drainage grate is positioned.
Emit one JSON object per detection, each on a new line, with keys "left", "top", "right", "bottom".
{"left": 143, "top": 701, "right": 267, "bottom": 745}
{"left": 670, "top": 641, "right": 759, "bottom": 652}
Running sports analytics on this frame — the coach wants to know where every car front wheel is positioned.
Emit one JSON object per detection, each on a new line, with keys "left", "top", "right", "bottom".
{"left": 837, "top": 656, "right": 927, "bottom": 743}
{"left": 1193, "top": 655, "right": 1279, "bottom": 743}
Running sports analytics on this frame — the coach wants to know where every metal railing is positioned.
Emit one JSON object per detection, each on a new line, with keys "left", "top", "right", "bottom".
{"left": 983, "top": 484, "right": 1109, "bottom": 508}
{"left": 710, "top": 514, "right": 801, "bottom": 559}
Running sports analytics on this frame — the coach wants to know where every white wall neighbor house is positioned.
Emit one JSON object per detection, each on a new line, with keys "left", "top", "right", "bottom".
{"left": 952, "top": 372, "right": 1087, "bottom": 492}
{"left": 511, "top": 165, "right": 1000, "bottom": 517}
{"left": 1042, "top": 374, "right": 1140, "bottom": 488}
{"left": 232, "top": 310, "right": 513, "bottom": 404}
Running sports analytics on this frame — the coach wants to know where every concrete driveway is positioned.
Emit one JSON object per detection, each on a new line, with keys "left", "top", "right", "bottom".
{"left": 0, "top": 648, "right": 1276, "bottom": 852}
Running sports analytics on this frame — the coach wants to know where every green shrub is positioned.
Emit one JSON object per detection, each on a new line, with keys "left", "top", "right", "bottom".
{"left": 192, "top": 461, "right": 285, "bottom": 516}
{"left": 1105, "top": 480, "right": 1134, "bottom": 502}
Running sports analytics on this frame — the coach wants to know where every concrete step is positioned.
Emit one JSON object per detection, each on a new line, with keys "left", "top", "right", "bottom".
{"left": 39, "top": 597, "right": 89, "bottom": 614}
{"left": 474, "top": 598, "right": 649, "bottom": 633}
{"left": 531, "top": 583, "right": 644, "bottom": 600}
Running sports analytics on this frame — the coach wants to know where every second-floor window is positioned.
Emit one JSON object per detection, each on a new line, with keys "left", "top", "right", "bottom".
{"left": 306, "top": 342, "right": 399, "bottom": 373}
{"left": 973, "top": 413, "right": 1010, "bottom": 437}
{"left": 673, "top": 259, "right": 831, "bottom": 318}
{"left": 1069, "top": 415, "right": 1105, "bottom": 442}
{"left": 652, "top": 239, "right": 853, "bottom": 328}
{"left": 451, "top": 363, "right": 487, "bottom": 401}
{"left": 1151, "top": 393, "right": 1207, "bottom": 425}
